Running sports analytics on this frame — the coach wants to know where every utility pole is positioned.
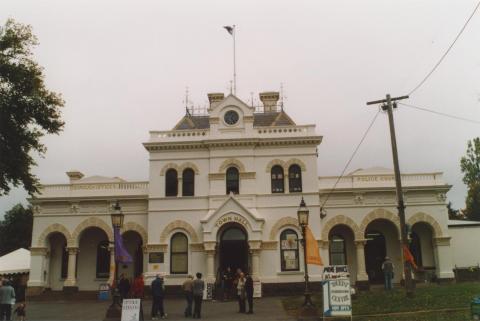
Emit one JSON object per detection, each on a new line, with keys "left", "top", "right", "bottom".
{"left": 366, "top": 94, "right": 414, "bottom": 297}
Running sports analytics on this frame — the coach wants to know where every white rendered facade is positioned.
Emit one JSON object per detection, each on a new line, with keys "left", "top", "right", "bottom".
{"left": 28, "top": 92, "right": 456, "bottom": 294}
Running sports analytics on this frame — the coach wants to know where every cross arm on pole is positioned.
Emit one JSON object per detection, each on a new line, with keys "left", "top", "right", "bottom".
{"left": 366, "top": 95, "right": 409, "bottom": 106}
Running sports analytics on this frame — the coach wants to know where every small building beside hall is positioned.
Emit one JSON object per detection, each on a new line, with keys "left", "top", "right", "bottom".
{"left": 27, "top": 91, "right": 459, "bottom": 295}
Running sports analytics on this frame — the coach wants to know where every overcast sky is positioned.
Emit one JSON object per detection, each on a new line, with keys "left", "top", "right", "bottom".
{"left": 1, "top": 0, "right": 479, "bottom": 216}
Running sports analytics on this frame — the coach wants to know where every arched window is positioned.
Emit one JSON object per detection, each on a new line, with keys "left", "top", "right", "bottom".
{"left": 182, "top": 168, "right": 195, "bottom": 196}
{"left": 280, "top": 229, "right": 299, "bottom": 271}
{"left": 271, "top": 165, "right": 285, "bottom": 193}
{"left": 170, "top": 233, "right": 188, "bottom": 274}
{"left": 165, "top": 169, "right": 178, "bottom": 197}
{"left": 226, "top": 167, "right": 239, "bottom": 194}
{"left": 96, "top": 240, "right": 111, "bottom": 278}
{"left": 329, "top": 235, "right": 347, "bottom": 265}
{"left": 288, "top": 164, "right": 302, "bottom": 193}
{"left": 61, "top": 243, "right": 68, "bottom": 279}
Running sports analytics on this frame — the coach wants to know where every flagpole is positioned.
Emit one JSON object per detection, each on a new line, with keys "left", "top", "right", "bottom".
{"left": 233, "top": 25, "right": 236, "bottom": 95}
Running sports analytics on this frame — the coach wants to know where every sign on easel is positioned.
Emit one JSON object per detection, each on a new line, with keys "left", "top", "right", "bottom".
{"left": 121, "top": 299, "right": 141, "bottom": 321}
{"left": 322, "top": 278, "right": 352, "bottom": 319}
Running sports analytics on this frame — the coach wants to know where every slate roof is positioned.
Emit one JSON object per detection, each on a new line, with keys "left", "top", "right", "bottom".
{"left": 173, "top": 111, "right": 295, "bottom": 130}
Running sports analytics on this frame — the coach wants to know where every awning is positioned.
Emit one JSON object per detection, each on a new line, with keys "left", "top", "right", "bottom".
{"left": 0, "top": 248, "right": 30, "bottom": 275}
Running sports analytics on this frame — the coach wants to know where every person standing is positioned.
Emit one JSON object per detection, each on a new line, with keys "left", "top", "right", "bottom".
{"left": 182, "top": 275, "right": 194, "bottom": 317}
{"left": 236, "top": 272, "right": 246, "bottom": 313}
{"left": 224, "top": 267, "right": 233, "bottom": 300}
{"left": 192, "top": 273, "right": 205, "bottom": 319}
{"left": 131, "top": 274, "right": 145, "bottom": 299}
{"left": 244, "top": 273, "right": 254, "bottom": 314}
{"left": 0, "top": 280, "right": 16, "bottom": 321}
{"left": 381, "top": 256, "right": 395, "bottom": 290}
{"left": 118, "top": 273, "right": 130, "bottom": 301}
{"left": 151, "top": 275, "right": 166, "bottom": 320}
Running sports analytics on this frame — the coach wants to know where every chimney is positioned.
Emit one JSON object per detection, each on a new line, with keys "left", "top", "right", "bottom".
{"left": 259, "top": 92, "right": 279, "bottom": 112}
{"left": 207, "top": 93, "right": 225, "bottom": 109}
{"left": 66, "top": 170, "right": 84, "bottom": 183}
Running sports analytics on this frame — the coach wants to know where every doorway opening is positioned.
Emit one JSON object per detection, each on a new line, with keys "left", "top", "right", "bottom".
{"left": 365, "top": 230, "right": 386, "bottom": 284}
{"left": 219, "top": 224, "right": 249, "bottom": 273}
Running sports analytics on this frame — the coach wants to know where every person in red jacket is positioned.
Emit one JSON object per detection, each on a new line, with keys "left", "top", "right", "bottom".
{"left": 131, "top": 274, "right": 145, "bottom": 299}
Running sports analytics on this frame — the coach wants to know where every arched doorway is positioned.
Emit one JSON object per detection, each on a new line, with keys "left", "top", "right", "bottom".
{"left": 328, "top": 225, "right": 357, "bottom": 282}
{"left": 364, "top": 219, "right": 400, "bottom": 284}
{"left": 77, "top": 227, "right": 110, "bottom": 290}
{"left": 218, "top": 224, "right": 249, "bottom": 273}
{"left": 410, "top": 222, "right": 436, "bottom": 280}
{"left": 121, "top": 231, "right": 143, "bottom": 279}
{"left": 364, "top": 230, "right": 386, "bottom": 283}
{"left": 46, "top": 232, "right": 68, "bottom": 290}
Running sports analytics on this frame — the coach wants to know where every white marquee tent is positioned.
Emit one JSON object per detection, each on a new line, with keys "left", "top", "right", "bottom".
{"left": 0, "top": 248, "right": 30, "bottom": 275}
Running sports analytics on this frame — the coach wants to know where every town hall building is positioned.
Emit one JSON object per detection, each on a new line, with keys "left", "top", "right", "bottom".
{"left": 27, "top": 92, "right": 456, "bottom": 296}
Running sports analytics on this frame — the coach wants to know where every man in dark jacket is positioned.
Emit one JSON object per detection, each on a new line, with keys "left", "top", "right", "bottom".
{"left": 0, "top": 280, "right": 16, "bottom": 321}
{"left": 151, "top": 275, "right": 166, "bottom": 320}
{"left": 244, "top": 273, "right": 254, "bottom": 314}
{"left": 118, "top": 274, "right": 130, "bottom": 301}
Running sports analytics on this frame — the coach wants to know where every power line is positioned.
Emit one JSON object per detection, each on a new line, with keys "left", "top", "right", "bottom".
{"left": 320, "top": 108, "right": 381, "bottom": 210}
{"left": 398, "top": 102, "right": 480, "bottom": 124}
{"left": 408, "top": 0, "right": 480, "bottom": 96}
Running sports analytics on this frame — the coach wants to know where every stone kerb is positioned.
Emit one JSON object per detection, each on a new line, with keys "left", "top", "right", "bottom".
{"left": 71, "top": 217, "right": 113, "bottom": 247}
{"left": 37, "top": 223, "right": 74, "bottom": 247}
{"left": 320, "top": 215, "right": 362, "bottom": 241}
{"left": 359, "top": 208, "right": 401, "bottom": 236}
{"left": 407, "top": 212, "right": 443, "bottom": 237}
{"left": 159, "top": 220, "right": 199, "bottom": 243}
{"left": 122, "top": 222, "right": 148, "bottom": 244}
{"left": 269, "top": 216, "right": 300, "bottom": 240}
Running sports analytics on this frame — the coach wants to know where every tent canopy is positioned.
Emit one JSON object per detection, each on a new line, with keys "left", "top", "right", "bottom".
{"left": 0, "top": 248, "right": 30, "bottom": 275}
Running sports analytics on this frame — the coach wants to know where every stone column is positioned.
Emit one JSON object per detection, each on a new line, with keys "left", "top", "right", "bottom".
{"left": 248, "top": 241, "right": 262, "bottom": 280}
{"left": 63, "top": 247, "right": 79, "bottom": 289}
{"left": 354, "top": 240, "right": 369, "bottom": 288}
{"left": 204, "top": 242, "right": 217, "bottom": 280}
{"left": 142, "top": 245, "right": 149, "bottom": 275}
{"left": 27, "top": 247, "right": 48, "bottom": 296}
{"left": 178, "top": 177, "right": 183, "bottom": 196}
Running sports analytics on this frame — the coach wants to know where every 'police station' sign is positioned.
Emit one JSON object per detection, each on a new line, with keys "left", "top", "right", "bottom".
{"left": 322, "top": 278, "right": 352, "bottom": 317}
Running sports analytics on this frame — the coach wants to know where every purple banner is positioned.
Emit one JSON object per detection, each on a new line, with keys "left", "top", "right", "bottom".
{"left": 114, "top": 226, "right": 133, "bottom": 264}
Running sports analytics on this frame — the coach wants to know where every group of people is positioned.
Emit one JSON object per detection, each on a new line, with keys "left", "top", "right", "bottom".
{"left": 0, "top": 278, "right": 25, "bottom": 321}
{"left": 152, "top": 273, "right": 205, "bottom": 320}
{"left": 117, "top": 273, "right": 145, "bottom": 301}
{"left": 218, "top": 267, "right": 254, "bottom": 314}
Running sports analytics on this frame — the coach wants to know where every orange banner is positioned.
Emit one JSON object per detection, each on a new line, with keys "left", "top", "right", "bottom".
{"left": 403, "top": 245, "right": 418, "bottom": 270}
{"left": 306, "top": 226, "right": 323, "bottom": 266}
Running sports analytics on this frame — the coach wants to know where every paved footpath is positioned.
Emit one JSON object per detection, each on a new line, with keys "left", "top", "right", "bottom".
{"left": 27, "top": 297, "right": 296, "bottom": 321}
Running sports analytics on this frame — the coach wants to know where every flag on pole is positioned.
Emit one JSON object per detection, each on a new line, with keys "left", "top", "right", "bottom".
{"left": 223, "top": 25, "right": 234, "bottom": 35}
{"left": 305, "top": 226, "right": 323, "bottom": 265}
{"left": 114, "top": 226, "right": 133, "bottom": 264}
{"left": 403, "top": 245, "right": 418, "bottom": 270}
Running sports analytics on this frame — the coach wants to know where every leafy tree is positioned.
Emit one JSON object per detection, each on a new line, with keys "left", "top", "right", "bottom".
{"left": 0, "top": 203, "right": 33, "bottom": 256}
{"left": 447, "top": 202, "right": 462, "bottom": 220}
{"left": 460, "top": 138, "right": 480, "bottom": 220}
{"left": 0, "top": 19, "right": 64, "bottom": 196}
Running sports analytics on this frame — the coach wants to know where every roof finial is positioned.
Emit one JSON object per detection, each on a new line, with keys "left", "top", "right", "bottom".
{"left": 280, "top": 82, "right": 285, "bottom": 111}
{"left": 184, "top": 86, "right": 191, "bottom": 116}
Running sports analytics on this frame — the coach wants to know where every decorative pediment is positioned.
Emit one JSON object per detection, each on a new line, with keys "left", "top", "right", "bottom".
{"left": 201, "top": 195, "right": 265, "bottom": 241}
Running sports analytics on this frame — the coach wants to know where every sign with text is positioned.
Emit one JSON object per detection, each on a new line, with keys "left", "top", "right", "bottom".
{"left": 121, "top": 299, "right": 141, "bottom": 321}
{"left": 322, "top": 265, "right": 350, "bottom": 280}
{"left": 149, "top": 252, "right": 164, "bottom": 264}
{"left": 322, "top": 278, "right": 352, "bottom": 317}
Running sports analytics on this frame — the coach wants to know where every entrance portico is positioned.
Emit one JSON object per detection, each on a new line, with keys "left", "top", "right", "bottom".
{"left": 200, "top": 195, "right": 265, "bottom": 283}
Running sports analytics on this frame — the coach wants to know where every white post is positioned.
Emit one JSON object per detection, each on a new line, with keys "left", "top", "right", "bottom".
{"left": 355, "top": 240, "right": 369, "bottom": 281}
{"left": 64, "top": 247, "right": 78, "bottom": 287}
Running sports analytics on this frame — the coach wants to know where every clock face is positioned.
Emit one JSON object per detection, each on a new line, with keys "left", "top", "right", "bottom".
{"left": 224, "top": 110, "right": 239, "bottom": 125}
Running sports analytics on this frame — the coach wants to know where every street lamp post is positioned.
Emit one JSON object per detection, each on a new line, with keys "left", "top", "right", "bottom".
{"left": 104, "top": 201, "right": 124, "bottom": 321}
{"left": 297, "top": 197, "right": 314, "bottom": 307}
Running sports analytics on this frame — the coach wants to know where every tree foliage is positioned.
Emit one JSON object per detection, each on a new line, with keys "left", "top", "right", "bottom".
{"left": 460, "top": 137, "right": 480, "bottom": 220}
{"left": 0, "top": 19, "right": 64, "bottom": 196}
{"left": 0, "top": 203, "right": 33, "bottom": 256}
